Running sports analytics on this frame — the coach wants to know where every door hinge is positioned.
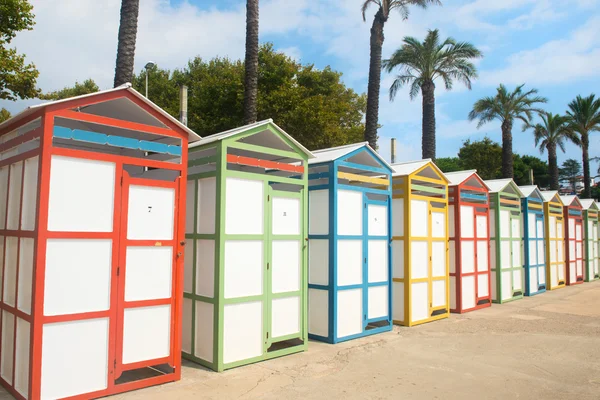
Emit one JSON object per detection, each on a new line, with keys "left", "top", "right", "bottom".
{"left": 267, "top": 195, "right": 270, "bottom": 201}
{"left": 267, "top": 262, "right": 270, "bottom": 270}
{"left": 120, "top": 176, "right": 124, "bottom": 186}
{"left": 266, "top": 332, "right": 269, "bottom": 339}
{"left": 364, "top": 314, "right": 366, "bottom": 320}
{"left": 113, "top": 359, "right": 116, "bottom": 369}
{"left": 117, "top": 267, "right": 120, "bottom": 277}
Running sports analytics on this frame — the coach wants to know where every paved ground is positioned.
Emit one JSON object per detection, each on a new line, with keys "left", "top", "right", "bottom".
{"left": 5, "top": 281, "right": 600, "bottom": 399}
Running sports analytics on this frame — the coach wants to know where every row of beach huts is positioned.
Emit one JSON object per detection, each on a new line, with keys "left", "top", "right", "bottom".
{"left": 0, "top": 85, "right": 597, "bottom": 399}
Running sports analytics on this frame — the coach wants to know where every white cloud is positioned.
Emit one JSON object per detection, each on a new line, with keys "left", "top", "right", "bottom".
{"left": 480, "top": 15, "right": 600, "bottom": 86}
{"left": 278, "top": 46, "right": 302, "bottom": 61}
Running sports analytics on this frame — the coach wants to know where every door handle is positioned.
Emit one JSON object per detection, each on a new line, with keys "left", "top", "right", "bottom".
{"left": 180, "top": 241, "right": 186, "bottom": 246}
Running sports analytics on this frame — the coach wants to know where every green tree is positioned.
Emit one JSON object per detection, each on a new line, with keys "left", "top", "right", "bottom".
{"left": 566, "top": 94, "right": 600, "bottom": 198}
{"left": 468, "top": 84, "right": 547, "bottom": 178}
{"left": 129, "top": 44, "right": 366, "bottom": 149}
{"left": 243, "top": 0, "right": 259, "bottom": 124}
{"left": 361, "top": 0, "right": 441, "bottom": 149}
{"left": 39, "top": 79, "right": 99, "bottom": 100}
{"left": 0, "top": 108, "right": 11, "bottom": 123}
{"left": 113, "top": 0, "right": 140, "bottom": 87}
{"left": 0, "top": 0, "right": 40, "bottom": 100}
{"left": 524, "top": 112, "right": 578, "bottom": 190}
{"left": 383, "top": 29, "right": 481, "bottom": 160}
{"left": 435, "top": 157, "right": 462, "bottom": 173}
{"left": 513, "top": 154, "right": 550, "bottom": 188}
{"left": 457, "top": 137, "right": 502, "bottom": 180}
{"left": 559, "top": 158, "right": 582, "bottom": 193}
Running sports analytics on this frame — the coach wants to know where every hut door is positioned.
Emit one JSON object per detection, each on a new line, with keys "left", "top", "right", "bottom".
{"left": 593, "top": 222, "right": 599, "bottom": 279}
{"left": 474, "top": 210, "right": 490, "bottom": 303}
{"left": 114, "top": 172, "right": 179, "bottom": 379}
{"left": 509, "top": 213, "right": 523, "bottom": 296}
{"left": 266, "top": 188, "right": 303, "bottom": 350}
{"left": 364, "top": 196, "right": 390, "bottom": 329}
{"left": 535, "top": 214, "right": 546, "bottom": 290}
{"left": 575, "top": 219, "right": 584, "bottom": 282}
{"left": 430, "top": 202, "right": 448, "bottom": 316}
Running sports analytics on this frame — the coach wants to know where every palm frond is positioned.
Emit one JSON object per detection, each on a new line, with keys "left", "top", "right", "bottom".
{"left": 361, "top": 0, "right": 381, "bottom": 21}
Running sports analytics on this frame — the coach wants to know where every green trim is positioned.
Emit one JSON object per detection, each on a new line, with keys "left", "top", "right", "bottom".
{"left": 227, "top": 141, "right": 303, "bottom": 160}
{"left": 410, "top": 184, "right": 446, "bottom": 195}
{"left": 215, "top": 143, "right": 226, "bottom": 372}
{"left": 184, "top": 292, "right": 216, "bottom": 304}
{"left": 188, "top": 171, "right": 217, "bottom": 181}
{"left": 226, "top": 169, "right": 304, "bottom": 186}
{"left": 186, "top": 233, "right": 217, "bottom": 240}
{"left": 189, "top": 155, "right": 218, "bottom": 167}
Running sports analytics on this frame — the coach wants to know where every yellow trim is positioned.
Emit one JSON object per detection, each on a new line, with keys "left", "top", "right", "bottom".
{"left": 336, "top": 171, "right": 389, "bottom": 186}
{"left": 528, "top": 203, "right": 543, "bottom": 210}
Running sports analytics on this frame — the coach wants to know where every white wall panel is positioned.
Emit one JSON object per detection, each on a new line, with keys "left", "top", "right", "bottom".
{"left": 461, "top": 275, "right": 476, "bottom": 310}
{"left": 410, "top": 200, "right": 428, "bottom": 237}
{"left": 21, "top": 156, "right": 39, "bottom": 231}
{"left": 431, "top": 211, "right": 446, "bottom": 238}
{"left": 558, "top": 221, "right": 563, "bottom": 239}
{"left": 44, "top": 239, "right": 112, "bottom": 316}
{"left": 272, "top": 197, "right": 300, "bottom": 235}
{"left": 0, "top": 166, "right": 8, "bottom": 230}
{"left": 537, "top": 241, "right": 545, "bottom": 264}
{"left": 223, "top": 302, "right": 262, "bottom": 364}
{"left": 47, "top": 156, "right": 115, "bottom": 232}
{"left": 272, "top": 241, "right": 300, "bottom": 293}
{"left": 501, "top": 271, "right": 512, "bottom": 300}
{"left": 14, "top": 318, "right": 30, "bottom": 398}
{"left": 449, "top": 240, "right": 456, "bottom": 274}
{"left": 538, "top": 265, "right": 546, "bottom": 285}
{"left": 122, "top": 305, "right": 171, "bottom": 364}
{"left": 448, "top": 205, "right": 455, "bottom": 237}
{"left": 185, "top": 180, "right": 195, "bottom": 234}
{"left": 513, "top": 269, "right": 523, "bottom": 292}
{"left": 336, "top": 289, "right": 362, "bottom": 338}
{"left": 476, "top": 215, "right": 488, "bottom": 239}
{"left": 196, "top": 240, "right": 215, "bottom": 298}
{"left": 197, "top": 177, "right": 217, "bottom": 234}
{"left": 41, "top": 318, "right": 109, "bottom": 400}
{"left": 500, "top": 241, "right": 511, "bottom": 269}
{"left": 550, "top": 241, "right": 557, "bottom": 262}
{"left": 512, "top": 241, "right": 521, "bottom": 267}
{"left": 529, "top": 240, "right": 537, "bottom": 265}
{"left": 450, "top": 276, "right": 456, "bottom": 310}
{"left": 528, "top": 215, "right": 536, "bottom": 241}
{"left": 477, "top": 273, "right": 489, "bottom": 297}
{"left": 392, "top": 240, "right": 404, "bottom": 279}
{"left": 368, "top": 204, "right": 388, "bottom": 236}
{"left": 500, "top": 210, "right": 510, "bottom": 238}
{"left": 224, "top": 240, "right": 263, "bottom": 299}
{"left": 537, "top": 219, "right": 544, "bottom": 240}
{"left": 568, "top": 218, "right": 575, "bottom": 238}
{"left": 368, "top": 286, "right": 388, "bottom": 319}
{"left": 477, "top": 241, "right": 488, "bottom": 272}
{"left": 368, "top": 240, "right": 388, "bottom": 283}
{"left": 411, "top": 241, "right": 428, "bottom": 279}
{"left": 3, "top": 237, "right": 17, "bottom": 307}
{"left": 184, "top": 239, "right": 193, "bottom": 294}
{"left": 7, "top": 161, "right": 23, "bottom": 230}
{"left": 195, "top": 301, "right": 214, "bottom": 363}
{"left": 392, "top": 198, "right": 404, "bottom": 237}
{"left": 225, "top": 178, "right": 263, "bottom": 235}
{"left": 272, "top": 296, "right": 300, "bottom": 338}
{"left": 460, "top": 206, "right": 474, "bottom": 238}
{"left": 431, "top": 241, "right": 446, "bottom": 277}
{"left": 549, "top": 216, "right": 556, "bottom": 238}
{"left": 17, "top": 238, "right": 34, "bottom": 314}
{"left": 511, "top": 216, "right": 521, "bottom": 238}
{"left": 125, "top": 247, "right": 172, "bottom": 301}
{"left": 392, "top": 282, "right": 404, "bottom": 322}
{"left": 337, "top": 190, "right": 362, "bottom": 235}
{"left": 529, "top": 268, "right": 537, "bottom": 294}
{"left": 337, "top": 240, "right": 362, "bottom": 286}
{"left": 1, "top": 311, "right": 15, "bottom": 383}
{"left": 558, "top": 261, "right": 565, "bottom": 280}
{"left": 308, "top": 289, "right": 329, "bottom": 337}
{"left": 308, "top": 189, "right": 329, "bottom": 235}
{"left": 127, "top": 185, "right": 175, "bottom": 240}
{"left": 461, "top": 241, "right": 475, "bottom": 274}
{"left": 182, "top": 298, "right": 192, "bottom": 354}
{"left": 308, "top": 239, "right": 329, "bottom": 285}
{"left": 431, "top": 280, "right": 446, "bottom": 308}
{"left": 411, "top": 282, "right": 428, "bottom": 323}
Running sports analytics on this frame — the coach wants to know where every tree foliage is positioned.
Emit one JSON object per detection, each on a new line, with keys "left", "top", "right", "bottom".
{"left": 39, "top": 79, "right": 99, "bottom": 100}
{"left": 130, "top": 44, "right": 366, "bottom": 150}
{"left": 457, "top": 137, "right": 502, "bottom": 180}
{"left": 513, "top": 154, "right": 550, "bottom": 188}
{"left": 435, "top": 157, "right": 462, "bottom": 173}
{"left": 0, "top": 0, "right": 40, "bottom": 100}
{"left": 559, "top": 158, "right": 582, "bottom": 191}
{"left": 0, "top": 108, "right": 11, "bottom": 123}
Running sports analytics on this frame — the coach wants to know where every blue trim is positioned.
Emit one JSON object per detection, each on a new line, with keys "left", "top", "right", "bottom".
{"left": 307, "top": 172, "right": 329, "bottom": 180}
{"left": 338, "top": 145, "right": 393, "bottom": 173}
{"left": 337, "top": 160, "right": 388, "bottom": 175}
{"left": 337, "top": 184, "right": 389, "bottom": 195}
{"left": 569, "top": 209, "right": 582, "bottom": 216}
{"left": 53, "top": 126, "right": 182, "bottom": 156}
{"left": 460, "top": 193, "right": 487, "bottom": 201}
{"left": 308, "top": 184, "right": 329, "bottom": 191}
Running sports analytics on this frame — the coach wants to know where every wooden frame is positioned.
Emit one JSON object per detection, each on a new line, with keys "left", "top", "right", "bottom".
{"left": 519, "top": 186, "right": 547, "bottom": 297}
{"left": 581, "top": 200, "right": 600, "bottom": 282}
{"left": 561, "top": 196, "right": 584, "bottom": 286}
{"left": 541, "top": 191, "right": 566, "bottom": 290}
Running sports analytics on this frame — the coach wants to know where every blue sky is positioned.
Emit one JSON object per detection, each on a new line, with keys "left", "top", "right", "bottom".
{"left": 2, "top": 0, "right": 600, "bottom": 169}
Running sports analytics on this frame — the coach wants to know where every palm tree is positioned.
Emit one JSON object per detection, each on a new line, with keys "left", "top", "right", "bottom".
{"left": 383, "top": 29, "right": 481, "bottom": 160}
{"left": 114, "top": 0, "right": 140, "bottom": 87}
{"left": 566, "top": 94, "right": 600, "bottom": 198}
{"left": 243, "top": 0, "right": 259, "bottom": 125}
{"left": 525, "top": 113, "right": 579, "bottom": 190}
{"left": 361, "top": 0, "right": 442, "bottom": 150}
{"left": 468, "top": 84, "right": 547, "bottom": 178}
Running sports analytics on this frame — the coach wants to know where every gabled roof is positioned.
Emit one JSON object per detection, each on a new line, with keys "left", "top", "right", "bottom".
{"left": 519, "top": 185, "right": 544, "bottom": 200}
{"left": 540, "top": 190, "right": 563, "bottom": 204}
{"left": 191, "top": 119, "right": 313, "bottom": 158}
{"left": 484, "top": 178, "right": 524, "bottom": 196}
{"left": 579, "top": 199, "right": 599, "bottom": 210}
{"left": 560, "top": 195, "right": 583, "bottom": 208}
{"left": 444, "top": 170, "right": 489, "bottom": 189}
{"left": 391, "top": 159, "right": 449, "bottom": 182}
{"left": 310, "top": 142, "right": 391, "bottom": 169}
{"left": 0, "top": 83, "right": 201, "bottom": 142}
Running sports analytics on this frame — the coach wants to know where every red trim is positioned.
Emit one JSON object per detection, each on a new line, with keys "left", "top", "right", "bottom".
{"left": 55, "top": 110, "right": 181, "bottom": 140}
{"left": 0, "top": 304, "right": 31, "bottom": 323}
{"left": 0, "top": 109, "right": 43, "bottom": 137}
{"left": 44, "top": 231, "right": 114, "bottom": 240}
{"left": 122, "top": 356, "right": 171, "bottom": 372}
{"left": 59, "top": 372, "right": 177, "bottom": 400}
{"left": 50, "top": 146, "right": 183, "bottom": 171}
{"left": 0, "top": 127, "right": 42, "bottom": 154}
{"left": 0, "top": 375, "right": 26, "bottom": 400}
{"left": 0, "top": 230, "right": 36, "bottom": 238}
{"left": 226, "top": 154, "right": 304, "bottom": 173}
{"left": 124, "top": 298, "right": 171, "bottom": 309}
{"left": 0, "top": 149, "right": 41, "bottom": 169}
{"left": 42, "top": 310, "right": 110, "bottom": 324}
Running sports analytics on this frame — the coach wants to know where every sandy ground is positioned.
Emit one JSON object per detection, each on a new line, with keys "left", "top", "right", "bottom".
{"left": 4, "top": 281, "right": 600, "bottom": 399}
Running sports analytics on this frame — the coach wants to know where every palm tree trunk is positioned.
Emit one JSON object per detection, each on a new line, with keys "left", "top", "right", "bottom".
{"left": 364, "top": 8, "right": 386, "bottom": 150}
{"left": 501, "top": 119, "right": 514, "bottom": 178}
{"left": 421, "top": 80, "right": 436, "bottom": 160}
{"left": 548, "top": 143, "right": 559, "bottom": 190}
{"left": 243, "top": 0, "right": 259, "bottom": 125}
{"left": 581, "top": 132, "right": 591, "bottom": 198}
{"left": 114, "top": 0, "right": 140, "bottom": 88}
